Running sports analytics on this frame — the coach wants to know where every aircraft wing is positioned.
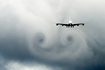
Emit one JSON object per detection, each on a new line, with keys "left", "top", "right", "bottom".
{"left": 73, "top": 23, "right": 84, "bottom": 26}
{"left": 56, "top": 23, "right": 67, "bottom": 26}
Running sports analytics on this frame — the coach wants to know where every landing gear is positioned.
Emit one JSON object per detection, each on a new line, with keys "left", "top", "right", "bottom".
{"left": 71, "top": 26, "right": 74, "bottom": 28}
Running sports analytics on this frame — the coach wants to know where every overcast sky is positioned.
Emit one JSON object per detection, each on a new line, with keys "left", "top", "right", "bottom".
{"left": 0, "top": 0, "right": 105, "bottom": 70}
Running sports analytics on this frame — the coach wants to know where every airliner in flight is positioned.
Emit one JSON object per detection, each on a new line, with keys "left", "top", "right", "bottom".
{"left": 56, "top": 20, "right": 84, "bottom": 27}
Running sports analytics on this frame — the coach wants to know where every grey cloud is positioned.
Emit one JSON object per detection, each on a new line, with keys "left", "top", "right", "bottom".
{"left": 0, "top": 0, "right": 105, "bottom": 70}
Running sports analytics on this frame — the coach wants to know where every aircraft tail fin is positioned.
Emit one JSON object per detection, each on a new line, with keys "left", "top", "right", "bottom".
{"left": 69, "top": 20, "right": 72, "bottom": 23}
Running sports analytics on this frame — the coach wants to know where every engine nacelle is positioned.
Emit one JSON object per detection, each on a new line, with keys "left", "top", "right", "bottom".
{"left": 56, "top": 24, "right": 58, "bottom": 26}
{"left": 82, "top": 24, "right": 84, "bottom": 26}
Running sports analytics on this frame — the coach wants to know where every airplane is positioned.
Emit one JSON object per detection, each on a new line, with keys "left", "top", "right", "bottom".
{"left": 56, "top": 20, "right": 84, "bottom": 28}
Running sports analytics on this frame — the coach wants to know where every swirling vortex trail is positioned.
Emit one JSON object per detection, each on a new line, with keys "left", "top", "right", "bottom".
{"left": 28, "top": 29, "right": 92, "bottom": 62}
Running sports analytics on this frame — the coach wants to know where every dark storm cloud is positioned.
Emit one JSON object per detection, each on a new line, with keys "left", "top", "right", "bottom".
{"left": 0, "top": 0, "right": 105, "bottom": 70}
